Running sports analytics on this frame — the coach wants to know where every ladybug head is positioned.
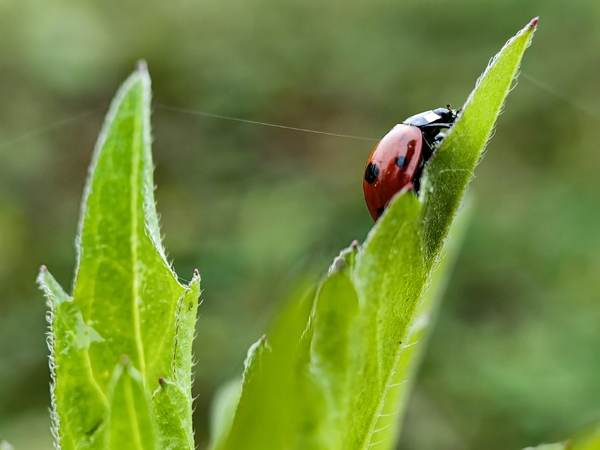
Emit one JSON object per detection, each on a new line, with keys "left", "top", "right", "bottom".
{"left": 432, "top": 106, "right": 458, "bottom": 125}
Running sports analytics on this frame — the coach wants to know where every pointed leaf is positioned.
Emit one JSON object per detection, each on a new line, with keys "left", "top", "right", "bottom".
{"left": 216, "top": 18, "right": 537, "bottom": 450}
{"left": 420, "top": 18, "right": 538, "bottom": 262}
{"left": 208, "top": 379, "right": 242, "bottom": 450}
{"left": 152, "top": 378, "right": 193, "bottom": 450}
{"left": 351, "top": 18, "right": 537, "bottom": 450}
{"left": 363, "top": 201, "right": 472, "bottom": 448}
{"left": 308, "top": 245, "right": 360, "bottom": 448}
{"left": 153, "top": 274, "right": 200, "bottom": 450}
{"left": 73, "top": 65, "right": 183, "bottom": 394}
{"left": 106, "top": 359, "right": 158, "bottom": 450}
{"left": 38, "top": 65, "right": 200, "bottom": 449}
{"left": 218, "top": 284, "right": 317, "bottom": 450}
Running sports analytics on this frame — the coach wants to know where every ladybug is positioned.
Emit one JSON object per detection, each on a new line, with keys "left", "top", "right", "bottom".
{"left": 363, "top": 106, "right": 458, "bottom": 220}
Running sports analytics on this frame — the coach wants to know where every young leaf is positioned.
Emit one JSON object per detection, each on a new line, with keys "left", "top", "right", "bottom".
{"left": 213, "top": 18, "right": 537, "bottom": 450}
{"left": 208, "top": 379, "right": 242, "bottom": 450}
{"left": 354, "top": 199, "right": 472, "bottom": 449}
{"left": 153, "top": 378, "right": 193, "bottom": 450}
{"left": 153, "top": 275, "right": 200, "bottom": 450}
{"left": 216, "top": 284, "right": 318, "bottom": 450}
{"left": 107, "top": 359, "right": 158, "bottom": 449}
{"left": 419, "top": 18, "right": 538, "bottom": 262}
{"left": 38, "top": 64, "right": 200, "bottom": 449}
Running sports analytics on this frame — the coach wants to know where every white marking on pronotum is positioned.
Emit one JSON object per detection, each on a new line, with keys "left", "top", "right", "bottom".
{"left": 422, "top": 111, "right": 441, "bottom": 122}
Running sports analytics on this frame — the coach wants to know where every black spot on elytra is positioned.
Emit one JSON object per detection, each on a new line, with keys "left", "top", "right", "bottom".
{"left": 365, "top": 162, "right": 379, "bottom": 184}
{"left": 396, "top": 155, "right": 407, "bottom": 168}
{"left": 377, "top": 207, "right": 385, "bottom": 217}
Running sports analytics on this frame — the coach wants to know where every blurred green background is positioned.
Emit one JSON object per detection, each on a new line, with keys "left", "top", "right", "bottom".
{"left": 0, "top": 1, "right": 599, "bottom": 449}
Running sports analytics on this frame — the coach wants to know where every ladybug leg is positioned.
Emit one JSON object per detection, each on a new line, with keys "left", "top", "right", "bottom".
{"left": 433, "top": 132, "right": 447, "bottom": 146}
{"left": 420, "top": 135, "right": 436, "bottom": 161}
{"left": 412, "top": 169, "right": 423, "bottom": 194}
{"left": 413, "top": 133, "right": 444, "bottom": 194}
{"left": 412, "top": 139, "right": 434, "bottom": 194}
{"left": 421, "top": 124, "right": 454, "bottom": 152}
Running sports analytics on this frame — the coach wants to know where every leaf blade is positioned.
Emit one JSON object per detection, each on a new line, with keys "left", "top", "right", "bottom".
{"left": 152, "top": 274, "right": 201, "bottom": 450}
{"left": 39, "top": 65, "right": 199, "bottom": 449}
{"left": 214, "top": 18, "right": 538, "bottom": 450}
{"left": 73, "top": 67, "right": 185, "bottom": 389}
{"left": 218, "top": 284, "right": 318, "bottom": 450}
{"left": 420, "top": 18, "right": 538, "bottom": 263}
{"left": 356, "top": 18, "right": 538, "bottom": 450}
{"left": 107, "top": 360, "right": 158, "bottom": 450}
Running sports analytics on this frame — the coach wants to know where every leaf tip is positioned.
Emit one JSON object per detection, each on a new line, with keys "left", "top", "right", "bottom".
{"left": 36, "top": 264, "right": 53, "bottom": 288}
{"left": 119, "top": 354, "right": 130, "bottom": 366}
{"left": 189, "top": 268, "right": 201, "bottom": 286}
{"left": 136, "top": 59, "right": 149, "bottom": 73}
{"left": 158, "top": 376, "right": 165, "bottom": 386}
{"left": 36, "top": 264, "right": 48, "bottom": 284}
{"left": 528, "top": 17, "right": 539, "bottom": 29}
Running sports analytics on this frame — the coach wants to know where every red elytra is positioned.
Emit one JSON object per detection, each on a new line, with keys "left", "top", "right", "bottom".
{"left": 362, "top": 124, "right": 422, "bottom": 220}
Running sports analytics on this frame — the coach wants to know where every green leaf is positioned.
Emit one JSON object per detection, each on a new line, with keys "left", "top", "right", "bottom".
{"left": 38, "top": 64, "right": 200, "bottom": 449}
{"left": 419, "top": 18, "right": 538, "bottom": 262}
{"left": 152, "top": 378, "right": 193, "bottom": 450}
{"left": 214, "top": 18, "right": 537, "bottom": 450}
{"left": 107, "top": 359, "right": 158, "bottom": 449}
{"left": 208, "top": 379, "right": 242, "bottom": 450}
{"left": 216, "top": 284, "right": 318, "bottom": 450}
{"left": 356, "top": 199, "right": 473, "bottom": 449}
{"left": 152, "top": 275, "right": 200, "bottom": 450}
